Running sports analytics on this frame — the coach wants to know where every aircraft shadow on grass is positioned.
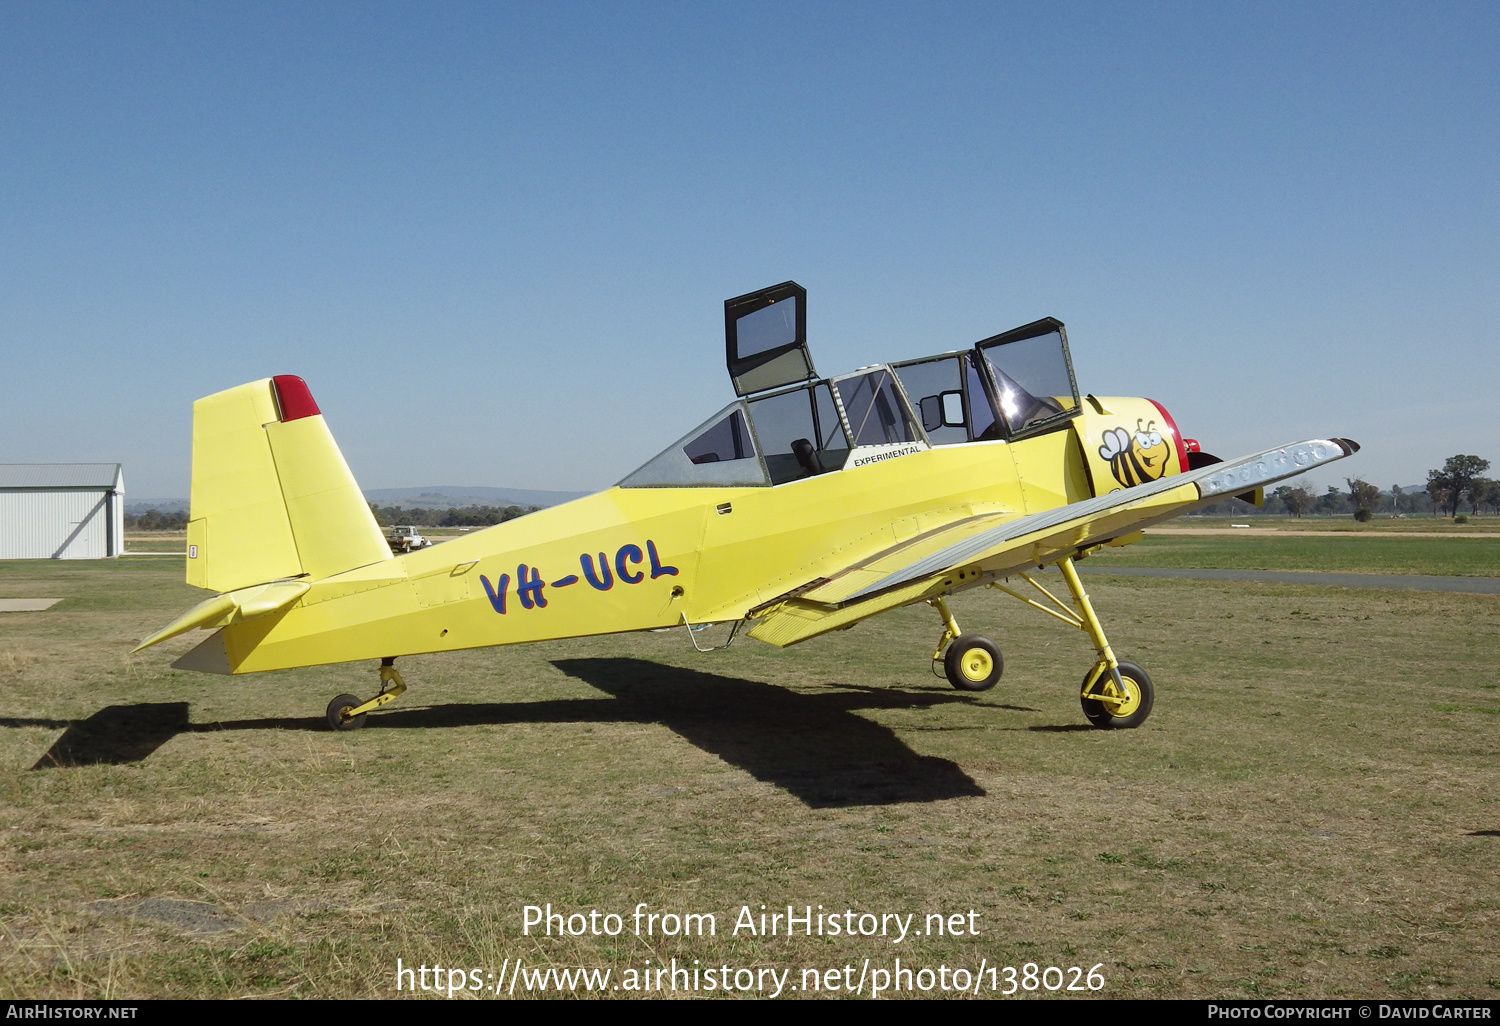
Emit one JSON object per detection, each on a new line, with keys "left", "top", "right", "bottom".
{"left": 6, "top": 659, "right": 990, "bottom": 807}
{"left": 5, "top": 705, "right": 202, "bottom": 771}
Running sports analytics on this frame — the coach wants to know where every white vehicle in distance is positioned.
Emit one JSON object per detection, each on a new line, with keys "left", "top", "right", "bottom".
{"left": 385, "top": 525, "right": 431, "bottom": 553}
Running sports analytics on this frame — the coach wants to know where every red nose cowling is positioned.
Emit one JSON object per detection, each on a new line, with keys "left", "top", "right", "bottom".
{"left": 1147, "top": 399, "right": 1191, "bottom": 474}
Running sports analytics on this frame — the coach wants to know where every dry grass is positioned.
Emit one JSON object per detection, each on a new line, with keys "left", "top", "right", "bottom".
{"left": 0, "top": 557, "right": 1497, "bottom": 999}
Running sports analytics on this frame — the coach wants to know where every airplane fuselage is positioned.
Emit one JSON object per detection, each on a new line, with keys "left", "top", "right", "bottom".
{"left": 202, "top": 397, "right": 1171, "bottom": 674}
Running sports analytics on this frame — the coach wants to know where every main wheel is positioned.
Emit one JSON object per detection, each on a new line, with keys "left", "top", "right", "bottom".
{"left": 1080, "top": 661, "right": 1154, "bottom": 729}
{"left": 943, "top": 635, "right": 1003, "bottom": 691}
{"left": 327, "top": 693, "right": 367, "bottom": 731}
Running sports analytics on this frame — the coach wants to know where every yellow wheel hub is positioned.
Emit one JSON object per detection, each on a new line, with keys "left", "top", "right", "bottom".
{"left": 961, "top": 648, "right": 994, "bottom": 682}
{"left": 1099, "top": 673, "right": 1142, "bottom": 717}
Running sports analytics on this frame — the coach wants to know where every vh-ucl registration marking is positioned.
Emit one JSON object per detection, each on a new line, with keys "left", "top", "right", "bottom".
{"left": 479, "top": 540, "right": 679, "bottom": 615}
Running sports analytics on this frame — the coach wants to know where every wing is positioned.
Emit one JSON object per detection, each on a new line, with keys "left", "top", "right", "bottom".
{"left": 746, "top": 437, "right": 1358, "bottom": 647}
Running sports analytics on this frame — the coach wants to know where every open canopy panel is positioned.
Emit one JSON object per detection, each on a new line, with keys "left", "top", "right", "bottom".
{"left": 974, "top": 317, "right": 1081, "bottom": 438}
{"left": 725, "top": 281, "right": 816, "bottom": 397}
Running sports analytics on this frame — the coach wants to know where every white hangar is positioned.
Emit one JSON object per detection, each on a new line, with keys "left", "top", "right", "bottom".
{"left": 0, "top": 464, "right": 125, "bottom": 559}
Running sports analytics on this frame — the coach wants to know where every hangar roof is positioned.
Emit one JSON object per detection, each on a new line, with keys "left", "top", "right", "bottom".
{"left": 0, "top": 464, "right": 123, "bottom": 490}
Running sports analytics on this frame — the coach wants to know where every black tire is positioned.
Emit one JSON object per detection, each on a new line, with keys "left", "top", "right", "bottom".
{"left": 327, "top": 693, "right": 367, "bottom": 731}
{"left": 943, "top": 635, "right": 1003, "bottom": 691}
{"left": 1080, "top": 661, "right": 1154, "bottom": 729}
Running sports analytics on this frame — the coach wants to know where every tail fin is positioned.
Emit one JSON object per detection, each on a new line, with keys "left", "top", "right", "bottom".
{"left": 185, "top": 375, "right": 390, "bottom": 593}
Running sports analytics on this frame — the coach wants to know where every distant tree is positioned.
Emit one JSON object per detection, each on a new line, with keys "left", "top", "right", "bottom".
{"left": 1469, "top": 477, "right": 1500, "bottom": 515}
{"left": 369, "top": 503, "right": 539, "bottom": 529}
{"left": 1273, "top": 485, "right": 1313, "bottom": 517}
{"left": 1315, "top": 485, "right": 1346, "bottom": 515}
{"left": 1390, "top": 484, "right": 1404, "bottom": 514}
{"left": 1428, "top": 455, "right": 1491, "bottom": 518}
{"left": 1426, "top": 472, "right": 1453, "bottom": 518}
{"left": 125, "top": 509, "right": 189, "bottom": 531}
{"left": 1346, "top": 478, "right": 1380, "bottom": 519}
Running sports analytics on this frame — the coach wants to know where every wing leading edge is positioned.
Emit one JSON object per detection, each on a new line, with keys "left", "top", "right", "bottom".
{"left": 745, "top": 437, "right": 1358, "bottom": 647}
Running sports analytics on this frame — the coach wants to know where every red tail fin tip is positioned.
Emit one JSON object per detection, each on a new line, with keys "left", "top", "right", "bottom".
{"left": 272, "top": 375, "right": 321, "bottom": 422}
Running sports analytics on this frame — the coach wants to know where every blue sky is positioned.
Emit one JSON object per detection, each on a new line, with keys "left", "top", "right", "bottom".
{"left": 2, "top": 2, "right": 1495, "bottom": 497}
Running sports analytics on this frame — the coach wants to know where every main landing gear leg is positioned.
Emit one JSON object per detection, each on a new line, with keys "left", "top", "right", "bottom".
{"left": 989, "top": 556, "right": 1153, "bottom": 729}
{"left": 326, "top": 657, "right": 408, "bottom": 731}
{"left": 1056, "top": 558, "right": 1153, "bottom": 729}
{"left": 928, "top": 595, "right": 1003, "bottom": 692}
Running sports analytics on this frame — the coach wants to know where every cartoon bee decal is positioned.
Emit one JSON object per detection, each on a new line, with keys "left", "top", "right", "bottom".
{"left": 1099, "top": 419, "right": 1173, "bottom": 488}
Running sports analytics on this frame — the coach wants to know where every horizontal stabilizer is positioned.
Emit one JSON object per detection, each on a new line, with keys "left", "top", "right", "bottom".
{"left": 133, "top": 580, "right": 310, "bottom": 653}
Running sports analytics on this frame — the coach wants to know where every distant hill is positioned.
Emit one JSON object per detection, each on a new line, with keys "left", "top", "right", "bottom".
{"left": 126, "top": 498, "right": 189, "bottom": 514}
{"left": 362, "top": 486, "right": 587, "bottom": 509}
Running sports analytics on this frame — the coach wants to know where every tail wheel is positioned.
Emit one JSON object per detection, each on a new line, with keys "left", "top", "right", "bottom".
{"left": 1081, "top": 661, "right": 1154, "bottom": 729}
{"left": 327, "top": 693, "right": 367, "bottom": 731}
{"left": 943, "top": 635, "right": 1003, "bottom": 691}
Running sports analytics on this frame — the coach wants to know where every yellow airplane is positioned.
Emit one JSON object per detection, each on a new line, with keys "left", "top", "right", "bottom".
{"left": 135, "top": 282, "right": 1358, "bottom": 731}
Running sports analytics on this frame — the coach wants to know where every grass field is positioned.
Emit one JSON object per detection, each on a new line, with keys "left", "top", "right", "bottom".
{"left": 1088, "top": 534, "right": 1500, "bottom": 577}
{"left": 1, "top": 556, "right": 1497, "bottom": 999}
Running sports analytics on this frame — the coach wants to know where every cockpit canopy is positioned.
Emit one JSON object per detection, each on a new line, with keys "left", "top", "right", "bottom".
{"left": 620, "top": 284, "right": 1080, "bottom": 489}
{"left": 724, "top": 281, "right": 815, "bottom": 397}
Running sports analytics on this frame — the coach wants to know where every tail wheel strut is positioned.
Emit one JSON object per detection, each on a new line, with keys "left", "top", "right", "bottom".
{"left": 327, "top": 657, "right": 407, "bottom": 731}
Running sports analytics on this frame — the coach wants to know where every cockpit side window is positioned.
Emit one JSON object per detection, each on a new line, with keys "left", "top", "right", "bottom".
{"left": 619, "top": 403, "right": 771, "bottom": 488}
{"left": 834, "top": 369, "right": 919, "bottom": 448}
{"left": 975, "top": 320, "right": 1080, "bottom": 438}
{"left": 814, "top": 383, "right": 846, "bottom": 454}
{"left": 893, "top": 354, "right": 1000, "bottom": 444}
{"left": 965, "top": 354, "right": 1000, "bottom": 440}
{"left": 747, "top": 383, "right": 850, "bottom": 485}
{"left": 684, "top": 408, "right": 753, "bottom": 465}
